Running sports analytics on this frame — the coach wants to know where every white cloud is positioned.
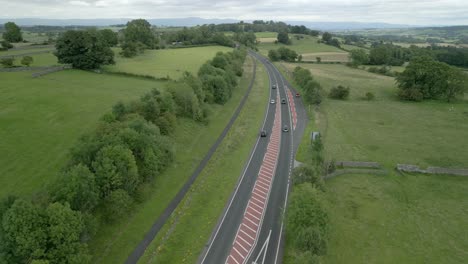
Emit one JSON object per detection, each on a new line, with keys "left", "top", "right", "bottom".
{"left": 0, "top": 0, "right": 467, "bottom": 25}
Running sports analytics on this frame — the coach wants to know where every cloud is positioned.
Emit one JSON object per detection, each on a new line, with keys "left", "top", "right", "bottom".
{"left": 0, "top": 0, "right": 467, "bottom": 25}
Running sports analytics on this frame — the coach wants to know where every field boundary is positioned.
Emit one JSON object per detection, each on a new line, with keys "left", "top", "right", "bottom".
{"left": 31, "top": 65, "right": 72, "bottom": 77}
{"left": 396, "top": 164, "right": 468, "bottom": 176}
{"left": 124, "top": 55, "right": 258, "bottom": 264}
{"left": 0, "top": 49, "right": 54, "bottom": 59}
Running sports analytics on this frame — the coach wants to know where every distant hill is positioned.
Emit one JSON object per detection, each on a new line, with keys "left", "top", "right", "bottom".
{"left": 0, "top": 17, "right": 417, "bottom": 30}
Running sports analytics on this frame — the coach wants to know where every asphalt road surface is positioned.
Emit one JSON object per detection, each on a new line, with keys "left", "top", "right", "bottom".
{"left": 198, "top": 52, "right": 307, "bottom": 264}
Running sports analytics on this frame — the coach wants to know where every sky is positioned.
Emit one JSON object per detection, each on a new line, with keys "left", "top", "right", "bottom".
{"left": 0, "top": 0, "right": 467, "bottom": 25}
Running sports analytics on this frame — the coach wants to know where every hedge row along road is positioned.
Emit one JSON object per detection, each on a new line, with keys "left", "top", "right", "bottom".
{"left": 124, "top": 54, "right": 258, "bottom": 264}
{"left": 199, "top": 51, "right": 307, "bottom": 264}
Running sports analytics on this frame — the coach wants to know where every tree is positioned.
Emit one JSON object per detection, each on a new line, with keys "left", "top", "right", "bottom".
{"left": 316, "top": 57, "right": 321, "bottom": 63}
{"left": 120, "top": 41, "right": 144, "bottom": 58}
{"left": 21, "top": 56, "right": 33, "bottom": 67}
{"left": 1, "top": 40, "right": 13, "bottom": 50}
{"left": 396, "top": 56, "right": 467, "bottom": 102}
{"left": 1, "top": 199, "right": 47, "bottom": 262}
{"left": 99, "top": 29, "right": 118, "bottom": 47}
{"left": 0, "top": 57, "right": 14, "bottom": 68}
{"left": 92, "top": 144, "right": 139, "bottom": 197}
{"left": 55, "top": 30, "right": 114, "bottom": 69}
{"left": 329, "top": 85, "right": 350, "bottom": 100}
{"left": 123, "top": 19, "right": 155, "bottom": 48}
{"left": 277, "top": 47, "right": 298, "bottom": 62}
{"left": 321, "top": 32, "right": 332, "bottom": 43}
{"left": 277, "top": 31, "right": 290, "bottom": 44}
{"left": 49, "top": 164, "right": 99, "bottom": 212}
{"left": 103, "top": 189, "right": 133, "bottom": 222}
{"left": 349, "top": 49, "right": 369, "bottom": 66}
{"left": 3, "top": 22, "right": 23, "bottom": 42}
{"left": 268, "top": 49, "right": 280, "bottom": 61}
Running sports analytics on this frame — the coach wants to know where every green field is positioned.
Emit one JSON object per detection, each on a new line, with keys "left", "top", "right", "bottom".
{"left": 89, "top": 56, "right": 260, "bottom": 264}
{"left": 283, "top": 63, "right": 468, "bottom": 168}
{"left": 103, "top": 46, "right": 232, "bottom": 79}
{"left": 282, "top": 62, "right": 468, "bottom": 263}
{"left": 0, "top": 70, "right": 159, "bottom": 196}
{"left": 0, "top": 53, "right": 59, "bottom": 68}
{"left": 323, "top": 173, "right": 468, "bottom": 264}
{"left": 258, "top": 35, "right": 345, "bottom": 56}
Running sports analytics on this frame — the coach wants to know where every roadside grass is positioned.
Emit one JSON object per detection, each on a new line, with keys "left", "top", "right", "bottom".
{"left": 282, "top": 62, "right": 468, "bottom": 168}
{"left": 0, "top": 70, "right": 158, "bottom": 196}
{"left": 137, "top": 56, "right": 269, "bottom": 264}
{"left": 322, "top": 172, "right": 468, "bottom": 264}
{"left": 89, "top": 56, "right": 260, "bottom": 264}
{"left": 103, "top": 46, "right": 232, "bottom": 79}
{"left": 258, "top": 35, "right": 345, "bottom": 56}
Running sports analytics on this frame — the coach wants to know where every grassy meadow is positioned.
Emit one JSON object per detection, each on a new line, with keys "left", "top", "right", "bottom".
{"left": 0, "top": 70, "right": 159, "bottom": 196}
{"left": 281, "top": 62, "right": 468, "bottom": 263}
{"left": 89, "top": 56, "right": 261, "bottom": 264}
{"left": 258, "top": 35, "right": 346, "bottom": 57}
{"left": 103, "top": 46, "right": 232, "bottom": 79}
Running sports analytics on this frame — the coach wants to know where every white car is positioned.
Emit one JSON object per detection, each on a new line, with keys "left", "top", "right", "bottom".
{"left": 270, "top": 99, "right": 276, "bottom": 104}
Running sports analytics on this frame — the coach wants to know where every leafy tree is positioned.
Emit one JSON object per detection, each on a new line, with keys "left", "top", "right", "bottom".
{"left": 328, "top": 38, "right": 341, "bottom": 48}
{"left": 349, "top": 49, "right": 369, "bottom": 66}
{"left": 103, "top": 189, "right": 133, "bottom": 222}
{"left": 49, "top": 164, "right": 99, "bottom": 212}
{"left": 99, "top": 29, "right": 118, "bottom": 47}
{"left": 277, "top": 47, "right": 298, "bottom": 62}
{"left": 44, "top": 202, "right": 90, "bottom": 263}
{"left": 328, "top": 85, "right": 350, "bottom": 100}
{"left": 277, "top": 31, "right": 290, "bottom": 44}
{"left": 397, "top": 56, "right": 467, "bottom": 102}
{"left": 0, "top": 57, "right": 14, "bottom": 68}
{"left": 1, "top": 199, "right": 47, "bottom": 262}
{"left": 55, "top": 30, "right": 114, "bottom": 69}
{"left": 92, "top": 144, "right": 139, "bottom": 197}
{"left": 120, "top": 41, "right": 145, "bottom": 58}
{"left": 316, "top": 57, "right": 321, "bottom": 63}
{"left": 21, "top": 56, "right": 33, "bottom": 67}
{"left": 203, "top": 74, "right": 230, "bottom": 104}
{"left": 268, "top": 49, "right": 280, "bottom": 61}
{"left": 123, "top": 19, "right": 155, "bottom": 48}
{"left": 1, "top": 40, "right": 13, "bottom": 50}
{"left": 321, "top": 32, "right": 332, "bottom": 43}
{"left": 3, "top": 22, "right": 23, "bottom": 42}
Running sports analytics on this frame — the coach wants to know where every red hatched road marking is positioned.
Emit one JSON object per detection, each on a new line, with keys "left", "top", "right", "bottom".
{"left": 226, "top": 94, "right": 282, "bottom": 264}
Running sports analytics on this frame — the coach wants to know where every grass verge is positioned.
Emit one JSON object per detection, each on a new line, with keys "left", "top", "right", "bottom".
{"left": 137, "top": 57, "right": 269, "bottom": 264}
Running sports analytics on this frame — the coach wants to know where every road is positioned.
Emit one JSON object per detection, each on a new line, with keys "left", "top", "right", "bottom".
{"left": 198, "top": 52, "right": 307, "bottom": 264}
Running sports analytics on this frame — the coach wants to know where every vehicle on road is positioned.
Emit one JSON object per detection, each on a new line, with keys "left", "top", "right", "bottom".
{"left": 295, "top": 93, "right": 300, "bottom": 97}
{"left": 283, "top": 125, "right": 289, "bottom": 132}
{"left": 281, "top": 98, "right": 286, "bottom": 104}
{"left": 270, "top": 99, "right": 275, "bottom": 104}
{"left": 272, "top": 84, "right": 277, "bottom": 89}
{"left": 260, "top": 130, "right": 267, "bottom": 137}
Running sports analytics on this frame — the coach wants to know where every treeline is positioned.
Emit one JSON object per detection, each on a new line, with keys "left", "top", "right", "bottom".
{"left": 213, "top": 20, "right": 319, "bottom": 36}
{"left": 292, "top": 67, "right": 323, "bottom": 105}
{"left": 268, "top": 47, "right": 298, "bottom": 62}
{"left": 0, "top": 49, "right": 247, "bottom": 263}
{"left": 161, "top": 25, "right": 234, "bottom": 48}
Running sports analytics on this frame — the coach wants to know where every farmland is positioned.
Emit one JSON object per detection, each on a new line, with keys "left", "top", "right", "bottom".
{"left": 258, "top": 35, "right": 346, "bottom": 57}
{"left": 281, "top": 61, "right": 468, "bottom": 263}
{"left": 0, "top": 70, "right": 159, "bottom": 196}
{"left": 103, "top": 46, "right": 232, "bottom": 79}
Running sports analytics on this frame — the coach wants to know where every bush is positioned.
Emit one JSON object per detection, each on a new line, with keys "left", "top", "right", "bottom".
{"left": 316, "top": 57, "right": 321, "bottom": 63}
{"left": 103, "top": 189, "right": 133, "bottom": 222}
{"left": 1, "top": 40, "right": 13, "bottom": 49}
{"left": 365, "top": 92, "right": 375, "bottom": 101}
{"left": 328, "top": 85, "right": 350, "bottom": 100}
{"left": 21, "top": 56, "right": 33, "bottom": 67}
{"left": 0, "top": 57, "right": 15, "bottom": 68}
{"left": 398, "top": 87, "right": 424, "bottom": 102}
{"left": 268, "top": 49, "right": 280, "bottom": 61}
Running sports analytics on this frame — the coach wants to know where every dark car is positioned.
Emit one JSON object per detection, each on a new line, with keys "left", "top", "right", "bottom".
{"left": 283, "top": 126, "right": 289, "bottom": 132}
{"left": 260, "top": 130, "right": 267, "bottom": 137}
{"left": 281, "top": 98, "right": 286, "bottom": 104}
{"left": 272, "top": 84, "right": 277, "bottom": 89}
{"left": 295, "top": 93, "right": 300, "bottom": 97}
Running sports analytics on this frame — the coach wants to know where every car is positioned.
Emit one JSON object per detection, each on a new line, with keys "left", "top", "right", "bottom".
{"left": 295, "top": 93, "right": 300, "bottom": 97}
{"left": 281, "top": 98, "right": 286, "bottom": 104}
{"left": 270, "top": 99, "right": 275, "bottom": 104}
{"left": 283, "top": 125, "right": 289, "bottom": 132}
{"left": 260, "top": 130, "right": 267, "bottom": 137}
{"left": 272, "top": 84, "right": 277, "bottom": 89}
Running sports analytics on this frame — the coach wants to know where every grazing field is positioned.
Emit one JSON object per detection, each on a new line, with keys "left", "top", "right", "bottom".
{"left": 302, "top": 52, "right": 349, "bottom": 62}
{"left": 103, "top": 46, "right": 232, "bottom": 79}
{"left": 139, "top": 57, "right": 269, "bottom": 264}
{"left": 255, "top": 31, "right": 278, "bottom": 38}
{"left": 88, "top": 56, "right": 260, "bottom": 264}
{"left": 258, "top": 35, "right": 345, "bottom": 56}
{"left": 0, "top": 47, "right": 54, "bottom": 56}
{"left": 282, "top": 62, "right": 468, "bottom": 168}
{"left": 0, "top": 70, "right": 159, "bottom": 196}
{"left": 0, "top": 53, "right": 59, "bottom": 68}
{"left": 323, "top": 172, "right": 468, "bottom": 264}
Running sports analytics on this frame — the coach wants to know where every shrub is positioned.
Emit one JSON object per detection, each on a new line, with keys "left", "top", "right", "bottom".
{"left": 1, "top": 40, "right": 13, "bottom": 49}
{"left": 103, "top": 189, "right": 133, "bottom": 222}
{"left": 0, "top": 57, "right": 15, "bottom": 68}
{"left": 316, "top": 57, "right": 321, "bottom": 63}
{"left": 328, "top": 85, "right": 350, "bottom": 100}
{"left": 21, "top": 56, "right": 33, "bottom": 67}
{"left": 365, "top": 92, "right": 375, "bottom": 101}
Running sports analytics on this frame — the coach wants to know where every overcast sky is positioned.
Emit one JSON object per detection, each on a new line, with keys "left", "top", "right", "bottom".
{"left": 1, "top": 0, "right": 467, "bottom": 25}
